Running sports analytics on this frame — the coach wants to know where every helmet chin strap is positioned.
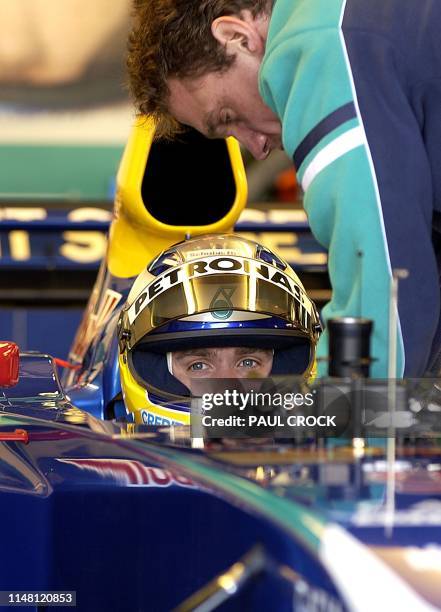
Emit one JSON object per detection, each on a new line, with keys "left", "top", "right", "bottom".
{"left": 166, "top": 352, "right": 173, "bottom": 376}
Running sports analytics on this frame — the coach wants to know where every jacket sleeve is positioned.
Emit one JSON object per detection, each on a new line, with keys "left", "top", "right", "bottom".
{"left": 259, "top": 27, "right": 439, "bottom": 377}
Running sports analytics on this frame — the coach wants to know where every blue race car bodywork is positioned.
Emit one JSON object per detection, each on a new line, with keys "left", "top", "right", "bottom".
{"left": 1, "top": 352, "right": 441, "bottom": 611}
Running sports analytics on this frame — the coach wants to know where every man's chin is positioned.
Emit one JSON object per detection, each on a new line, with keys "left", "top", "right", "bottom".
{"left": 269, "top": 143, "right": 284, "bottom": 155}
{"left": 268, "top": 137, "right": 283, "bottom": 152}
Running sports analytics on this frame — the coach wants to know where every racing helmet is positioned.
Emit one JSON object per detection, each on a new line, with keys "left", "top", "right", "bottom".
{"left": 118, "top": 234, "right": 321, "bottom": 425}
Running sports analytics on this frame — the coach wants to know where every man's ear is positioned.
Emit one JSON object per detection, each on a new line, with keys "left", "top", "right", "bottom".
{"left": 211, "top": 15, "right": 264, "bottom": 56}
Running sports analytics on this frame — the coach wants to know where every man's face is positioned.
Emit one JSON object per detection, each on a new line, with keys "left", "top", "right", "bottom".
{"left": 167, "top": 55, "right": 282, "bottom": 160}
{"left": 171, "top": 347, "right": 273, "bottom": 389}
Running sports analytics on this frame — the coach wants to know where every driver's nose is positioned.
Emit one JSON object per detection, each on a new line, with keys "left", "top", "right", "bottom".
{"left": 216, "top": 366, "right": 237, "bottom": 378}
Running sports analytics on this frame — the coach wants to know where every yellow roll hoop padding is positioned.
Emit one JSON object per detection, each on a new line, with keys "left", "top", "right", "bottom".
{"left": 108, "top": 117, "right": 248, "bottom": 278}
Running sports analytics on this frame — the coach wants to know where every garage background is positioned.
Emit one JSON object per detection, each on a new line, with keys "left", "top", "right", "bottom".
{"left": 0, "top": 0, "right": 328, "bottom": 359}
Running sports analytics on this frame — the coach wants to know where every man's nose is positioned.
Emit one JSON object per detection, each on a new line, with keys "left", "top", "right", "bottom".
{"left": 236, "top": 130, "right": 269, "bottom": 161}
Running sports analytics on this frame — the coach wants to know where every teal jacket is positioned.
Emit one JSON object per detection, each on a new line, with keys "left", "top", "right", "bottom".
{"left": 259, "top": 0, "right": 441, "bottom": 377}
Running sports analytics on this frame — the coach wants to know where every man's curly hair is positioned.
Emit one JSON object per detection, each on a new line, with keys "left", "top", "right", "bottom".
{"left": 127, "top": 0, "right": 272, "bottom": 138}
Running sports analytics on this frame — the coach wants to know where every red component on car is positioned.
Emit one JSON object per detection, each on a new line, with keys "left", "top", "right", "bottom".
{"left": 0, "top": 341, "right": 20, "bottom": 388}
{"left": 53, "top": 357, "right": 80, "bottom": 371}
{"left": 0, "top": 429, "right": 29, "bottom": 444}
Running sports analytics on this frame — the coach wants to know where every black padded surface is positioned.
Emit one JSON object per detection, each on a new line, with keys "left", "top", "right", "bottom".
{"left": 142, "top": 128, "right": 236, "bottom": 225}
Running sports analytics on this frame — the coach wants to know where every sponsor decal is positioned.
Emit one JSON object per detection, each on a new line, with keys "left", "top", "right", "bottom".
{"left": 128, "top": 255, "right": 312, "bottom": 325}
{"left": 210, "top": 287, "right": 235, "bottom": 320}
{"left": 0, "top": 208, "right": 111, "bottom": 263}
{"left": 186, "top": 249, "right": 241, "bottom": 259}
{"left": 405, "top": 544, "right": 441, "bottom": 572}
{"left": 365, "top": 466, "right": 441, "bottom": 494}
{"left": 0, "top": 208, "right": 327, "bottom": 267}
{"left": 352, "top": 500, "right": 441, "bottom": 526}
{"left": 292, "top": 580, "right": 344, "bottom": 612}
{"left": 140, "top": 410, "right": 186, "bottom": 426}
{"left": 57, "top": 458, "right": 196, "bottom": 488}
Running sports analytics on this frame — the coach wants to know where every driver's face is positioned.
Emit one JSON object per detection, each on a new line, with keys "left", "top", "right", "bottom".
{"left": 167, "top": 61, "right": 282, "bottom": 161}
{"left": 172, "top": 347, "right": 273, "bottom": 389}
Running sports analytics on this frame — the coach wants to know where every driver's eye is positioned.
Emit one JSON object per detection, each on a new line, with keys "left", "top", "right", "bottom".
{"left": 189, "top": 362, "right": 208, "bottom": 371}
{"left": 239, "top": 358, "right": 258, "bottom": 368}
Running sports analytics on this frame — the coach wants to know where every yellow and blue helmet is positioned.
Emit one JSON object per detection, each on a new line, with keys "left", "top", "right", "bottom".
{"left": 118, "top": 234, "right": 321, "bottom": 425}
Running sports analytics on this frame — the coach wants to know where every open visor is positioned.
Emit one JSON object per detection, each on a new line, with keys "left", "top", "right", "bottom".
{"left": 123, "top": 257, "right": 320, "bottom": 351}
